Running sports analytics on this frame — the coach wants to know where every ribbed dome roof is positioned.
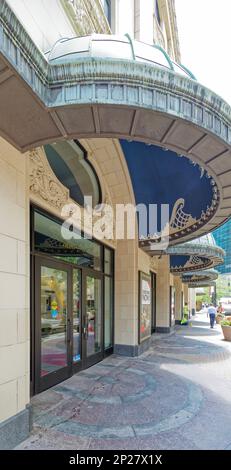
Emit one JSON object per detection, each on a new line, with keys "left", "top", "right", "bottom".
{"left": 47, "top": 34, "right": 196, "bottom": 79}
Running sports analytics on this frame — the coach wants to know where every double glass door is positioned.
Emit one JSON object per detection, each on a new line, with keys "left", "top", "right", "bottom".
{"left": 35, "top": 258, "right": 103, "bottom": 393}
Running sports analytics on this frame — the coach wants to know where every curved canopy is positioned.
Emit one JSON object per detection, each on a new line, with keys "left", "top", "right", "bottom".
{"left": 1, "top": 1, "right": 231, "bottom": 242}
{"left": 167, "top": 233, "right": 224, "bottom": 272}
{"left": 182, "top": 269, "right": 219, "bottom": 287}
{"left": 122, "top": 141, "right": 218, "bottom": 243}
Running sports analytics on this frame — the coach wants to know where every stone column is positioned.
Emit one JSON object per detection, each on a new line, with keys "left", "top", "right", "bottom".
{"left": 83, "top": 139, "right": 140, "bottom": 356}
{"left": 183, "top": 283, "right": 189, "bottom": 317}
{"left": 184, "top": 283, "right": 189, "bottom": 305}
{"left": 114, "top": 239, "right": 138, "bottom": 356}
{"left": 174, "top": 275, "right": 183, "bottom": 323}
{"left": 189, "top": 288, "right": 196, "bottom": 315}
{"left": 156, "top": 255, "right": 172, "bottom": 332}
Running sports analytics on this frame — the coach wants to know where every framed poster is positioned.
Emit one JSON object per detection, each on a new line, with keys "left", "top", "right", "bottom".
{"left": 139, "top": 272, "right": 152, "bottom": 343}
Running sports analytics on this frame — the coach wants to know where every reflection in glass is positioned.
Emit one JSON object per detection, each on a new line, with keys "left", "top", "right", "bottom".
{"left": 44, "top": 140, "right": 100, "bottom": 207}
{"left": 92, "top": 40, "right": 132, "bottom": 60}
{"left": 105, "top": 277, "right": 113, "bottom": 349}
{"left": 86, "top": 277, "right": 101, "bottom": 356}
{"left": 104, "top": 248, "right": 112, "bottom": 275}
{"left": 73, "top": 269, "right": 81, "bottom": 362}
{"left": 34, "top": 210, "right": 102, "bottom": 271}
{"left": 133, "top": 40, "right": 169, "bottom": 68}
{"left": 40, "top": 267, "right": 67, "bottom": 376}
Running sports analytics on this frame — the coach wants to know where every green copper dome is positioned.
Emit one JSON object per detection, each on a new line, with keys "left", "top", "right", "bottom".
{"left": 47, "top": 34, "right": 196, "bottom": 80}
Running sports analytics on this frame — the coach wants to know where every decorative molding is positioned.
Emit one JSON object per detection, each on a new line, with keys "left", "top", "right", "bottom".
{"left": 0, "top": 3, "right": 230, "bottom": 140}
{"left": 168, "top": 243, "right": 225, "bottom": 259}
{"left": 167, "top": 0, "right": 181, "bottom": 62}
{"left": 29, "top": 146, "right": 116, "bottom": 247}
{"left": 153, "top": 14, "right": 166, "bottom": 50}
{"left": 140, "top": 181, "right": 220, "bottom": 245}
{"left": 182, "top": 269, "right": 219, "bottom": 284}
{"left": 61, "top": 0, "right": 111, "bottom": 36}
{"left": 171, "top": 255, "right": 211, "bottom": 274}
{"left": 1, "top": 1, "right": 231, "bottom": 243}
{"left": 188, "top": 281, "right": 216, "bottom": 288}
{"left": 168, "top": 240, "right": 224, "bottom": 273}
{"left": 29, "top": 149, "right": 69, "bottom": 208}
{"left": 170, "top": 198, "right": 196, "bottom": 232}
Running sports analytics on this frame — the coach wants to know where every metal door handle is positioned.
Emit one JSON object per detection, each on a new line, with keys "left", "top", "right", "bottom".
{"left": 83, "top": 325, "right": 88, "bottom": 338}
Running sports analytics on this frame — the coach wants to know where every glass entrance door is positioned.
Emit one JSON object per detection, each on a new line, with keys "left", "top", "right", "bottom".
{"left": 34, "top": 261, "right": 104, "bottom": 393}
{"left": 83, "top": 273, "right": 103, "bottom": 368}
{"left": 35, "top": 258, "right": 72, "bottom": 392}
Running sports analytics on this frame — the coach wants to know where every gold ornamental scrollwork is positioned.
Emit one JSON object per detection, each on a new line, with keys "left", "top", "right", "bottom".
{"left": 29, "top": 149, "right": 69, "bottom": 209}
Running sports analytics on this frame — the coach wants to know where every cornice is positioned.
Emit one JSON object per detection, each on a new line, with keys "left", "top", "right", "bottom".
{"left": 0, "top": 1, "right": 230, "bottom": 133}
{"left": 1, "top": 1, "right": 231, "bottom": 244}
{"left": 182, "top": 269, "right": 219, "bottom": 283}
{"left": 168, "top": 243, "right": 225, "bottom": 260}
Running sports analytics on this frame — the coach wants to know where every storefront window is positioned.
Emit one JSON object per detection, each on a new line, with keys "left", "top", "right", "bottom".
{"left": 73, "top": 269, "right": 81, "bottom": 362}
{"left": 34, "top": 210, "right": 102, "bottom": 271}
{"left": 139, "top": 272, "right": 152, "bottom": 343}
{"left": 32, "top": 207, "right": 114, "bottom": 394}
{"left": 40, "top": 266, "right": 68, "bottom": 376}
{"left": 86, "top": 276, "right": 102, "bottom": 356}
{"left": 104, "top": 247, "right": 113, "bottom": 275}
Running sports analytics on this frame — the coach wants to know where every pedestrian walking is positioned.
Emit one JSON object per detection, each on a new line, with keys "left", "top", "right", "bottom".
{"left": 207, "top": 303, "right": 216, "bottom": 328}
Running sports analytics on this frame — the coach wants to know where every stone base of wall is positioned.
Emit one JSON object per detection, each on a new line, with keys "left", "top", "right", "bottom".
{"left": 114, "top": 328, "right": 176, "bottom": 357}
{"left": 155, "top": 326, "right": 173, "bottom": 333}
{"left": 0, "top": 405, "right": 31, "bottom": 450}
{"left": 114, "top": 344, "right": 138, "bottom": 357}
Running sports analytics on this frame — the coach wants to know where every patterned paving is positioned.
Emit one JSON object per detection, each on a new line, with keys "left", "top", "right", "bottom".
{"left": 16, "top": 314, "right": 231, "bottom": 450}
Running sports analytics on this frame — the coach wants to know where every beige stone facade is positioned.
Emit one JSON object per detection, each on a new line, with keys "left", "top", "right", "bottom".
{"left": 0, "top": 138, "right": 29, "bottom": 423}
{"left": 0, "top": 134, "right": 184, "bottom": 428}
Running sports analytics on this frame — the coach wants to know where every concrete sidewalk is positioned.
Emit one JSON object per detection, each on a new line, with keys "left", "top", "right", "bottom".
{"left": 16, "top": 313, "right": 231, "bottom": 450}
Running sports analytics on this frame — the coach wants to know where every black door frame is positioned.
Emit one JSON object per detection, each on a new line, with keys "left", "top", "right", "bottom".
{"left": 151, "top": 272, "right": 156, "bottom": 333}
{"left": 82, "top": 269, "right": 104, "bottom": 369}
{"left": 31, "top": 205, "right": 114, "bottom": 395}
{"left": 34, "top": 257, "right": 106, "bottom": 393}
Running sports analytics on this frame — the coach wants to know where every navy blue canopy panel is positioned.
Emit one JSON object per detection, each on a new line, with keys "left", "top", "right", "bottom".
{"left": 120, "top": 140, "right": 218, "bottom": 242}
{"left": 170, "top": 255, "right": 211, "bottom": 273}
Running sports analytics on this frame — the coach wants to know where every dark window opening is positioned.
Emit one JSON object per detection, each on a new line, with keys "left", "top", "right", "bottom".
{"left": 154, "top": 0, "right": 161, "bottom": 26}
{"left": 101, "top": 0, "right": 111, "bottom": 25}
{"left": 44, "top": 140, "right": 101, "bottom": 208}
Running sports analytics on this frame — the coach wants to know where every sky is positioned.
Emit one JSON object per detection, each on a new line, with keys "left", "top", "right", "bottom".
{"left": 175, "top": 0, "right": 231, "bottom": 105}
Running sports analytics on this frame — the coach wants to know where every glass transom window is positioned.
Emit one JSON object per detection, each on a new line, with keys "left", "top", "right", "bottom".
{"left": 44, "top": 140, "right": 101, "bottom": 207}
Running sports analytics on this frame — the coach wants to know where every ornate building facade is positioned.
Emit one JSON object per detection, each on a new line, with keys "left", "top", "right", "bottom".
{"left": 0, "top": 0, "right": 229, "bottom": 448}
